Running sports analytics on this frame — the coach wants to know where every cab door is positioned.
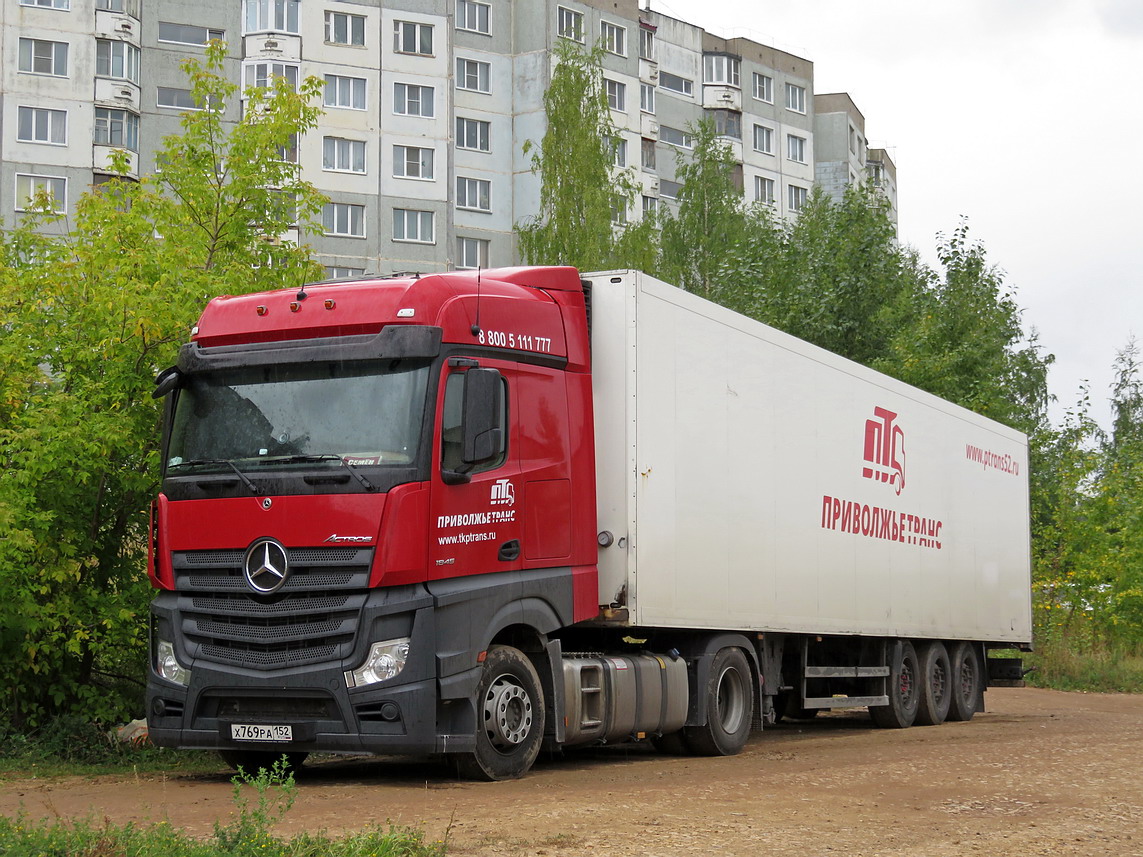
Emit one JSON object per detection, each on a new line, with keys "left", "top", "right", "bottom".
{"left": 428, "top": 357, "right": 522, "bottom": 580}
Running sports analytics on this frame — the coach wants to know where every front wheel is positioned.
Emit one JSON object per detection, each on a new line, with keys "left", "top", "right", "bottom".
{"left": 683, "top": 647, "right": 754, "bottom": 756}
{"left": 870, "top": 639, "right": 920, "bottom": 729}
{"left": 458, "top": 645, "right": 545, "bottom": 781}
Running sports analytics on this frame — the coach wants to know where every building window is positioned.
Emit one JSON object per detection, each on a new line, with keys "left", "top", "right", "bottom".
{"left": 659, "top": 125, "right": 693, "bottom": 149}
{"left": 15, "top": 174, "right": 66, "bottom": 212}
{"left": 457, "top": 0, "right": 491, "bottom": 34}
{"left": 641, "top": 137, "right": 656, "bottom": 170}
{"left": 457, "top": 236, "right": 489, "bottom": 269}
{"left": 325, "top": 11, "right": 365, "bottom": 46}
{"left": 323, "top": 202, "right": 365, "bottom": 237}
{"left": 752, "top": 124, "right": 773, "bottom": 154}
{"left": 785, "top": 82, "right": 806, "bottom": 113}
{"left": 277, "top": 133, "right": 298, "bottom": 163}
{"left": 708, "top": 109, "right": 741, "bottom": 139}
{"left": 659, "top": 71, "right": 693, "bottom": 97}
{"left": 394, "top": 21, "right": 433, "bottom": 55}
{"left": 96, "top": 39, "right": 140, "bottom": 82}
{"left": 247, "top": 62, "right": 299, "bottom": 90}
{"left": 393, "top": 209, "right": 434, "bottom": 243}
{"left": 324, "top": 74, "right": 366, "bottom": 109}
{"left": 323, "top": 137, "right": 366, "bottom": 173}
{"left": 158, "top": 22, "right": 225, "bottom": 45}
{"left": 157, "top": 87, "right": 201, "bottom": 110}
{"left": 326, "top": 266, "right": 365, "bottom": 278}
{"left": 457, "top": 58, "right": 491, "bottom": 93}
{"left": 640, "top": 82, "right": 655, "bottom": 114}
{"left": 97, "top": 0, "right": 141, "bottom": 12}
{"left": 605, "top": 79, "right": 625, "bottom": 112}
{"left": 94, "top": 107, "right": 139, "bottom": 151}
{"left": 18, "top": 38, "right": 68, "bottom": 77}
{"left": 639, "top": 26, "right": 655, "bottom": 60}
{"left": 601, "top": 21, "right": 626, "bottom": 56}
{"left": 788, "top": 184, "right": 807, "bottom": 211}
{"left": 557, "top": 6, "right": 584, "bottom": 42}
{"left": 456, "top": 117, "right": 491, "bottom": 151}
{"left": 752, "top": 72, "right": 773, "bottom": 103}
{"left": 660, "top": 179, "right": 681, "bottom": 200}
{"left": 394, "top": 145, "right": 434, "bottom": 180}
{"left": 642, "top": 195, "right": 658, "bottom": 216}
{"left": 244, "top": 0, "right": 299, "bottom": 34}
{"left": 704, "top": 54, "right": 740, "bottom": 87}
{"left": 456, "top": 177, "right": 491, "bottom": 212}
{"left": 611, "top": 136, "right": 627, "bottom": 168}
{"left": 787, "top": 134, "right": 806, "bottom": 163}
{"left": 21, "top": 0, "right": 69, "bottom": 7}
{"left": 611, "top": 196, "right": 627, "bottom": 225}
{"left": 754, "top": 176, "right": 775, "bottom": 205}
{"left": 394, "top": 83, "right": 434, "bottom": 117}
{"left": 17, "top": 106, "right": 67, "bottom": 145}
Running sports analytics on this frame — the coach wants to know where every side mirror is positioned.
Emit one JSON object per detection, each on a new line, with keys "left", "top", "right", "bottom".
{"left": 462, "top": 368, "right": 504, "bottom": 464}
{"left": 153, "top": 366, "right": 182, "bottom": 399}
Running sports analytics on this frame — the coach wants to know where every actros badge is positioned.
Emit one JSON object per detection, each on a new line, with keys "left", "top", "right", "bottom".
{"left": 243, "top": 538, "right": 290, "bottom": 594}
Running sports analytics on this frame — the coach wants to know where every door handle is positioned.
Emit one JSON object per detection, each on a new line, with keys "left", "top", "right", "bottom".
{"left": 498, "top": 539, "right": 520, "bottom": 562}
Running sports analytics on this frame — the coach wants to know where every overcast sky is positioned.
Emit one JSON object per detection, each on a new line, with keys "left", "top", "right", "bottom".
{"left": 654, "top": 0, "right": 1143, "bottom": 428}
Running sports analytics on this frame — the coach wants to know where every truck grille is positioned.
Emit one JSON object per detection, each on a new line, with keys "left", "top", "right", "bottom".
{"left": 172, "top": 546, "right": 372, "bottom": 671}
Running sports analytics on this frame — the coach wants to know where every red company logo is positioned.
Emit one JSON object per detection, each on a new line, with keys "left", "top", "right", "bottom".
{"left": 862, "top": 406, "right": 905, "bottom": 495}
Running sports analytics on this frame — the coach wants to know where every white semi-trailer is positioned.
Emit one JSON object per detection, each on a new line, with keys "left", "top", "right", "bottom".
{"left": 148, "top": 267, "right": 1032, "bottom": 779}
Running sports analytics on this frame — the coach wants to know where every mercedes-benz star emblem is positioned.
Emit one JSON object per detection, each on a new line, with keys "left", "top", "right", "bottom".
{"left": 243, "top": 538, "right": 289, "bottom": 594}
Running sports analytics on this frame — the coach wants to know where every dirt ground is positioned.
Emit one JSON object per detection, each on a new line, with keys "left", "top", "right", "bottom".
{"left": 2, "top": 687, "right": 1141, "bottom": 856}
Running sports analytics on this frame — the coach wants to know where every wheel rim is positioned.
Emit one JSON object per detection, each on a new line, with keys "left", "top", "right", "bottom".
{"left": 716, "top": 666, "right": 747, "bottom": 733}
{"left": 959, "top": 656, "right": 976, "bottom": 700}
{"left": 931, "top": 659, "right": 948, "bottom": 703}
{"left": 899, "top": 658, "right": 916, "bottom": 704}
{"left": 481, "top": 674, "right": 533, "bottom": 752}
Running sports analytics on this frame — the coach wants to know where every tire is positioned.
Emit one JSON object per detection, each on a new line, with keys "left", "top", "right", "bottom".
{"left": 218, "top": 749, "right": 308, "bottom": 775}
{"left": 683, "top": 647, "right": 754, "bottom": 756}
{"left": 915, "top": 641, "right": 952, "bottom": 726}
{"left": 458, "top": 645, "right": 545, "bottom": 781}
{"left": 870, "top": 640, "right": 920, "bottom": 729}
{"left": 947, "top": 641, "right": 983, "bottom": 722}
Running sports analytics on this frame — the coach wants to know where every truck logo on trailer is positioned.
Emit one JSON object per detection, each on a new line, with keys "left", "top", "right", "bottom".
{"left": 491, "top": 478, "right": 516, "bottom": 506}
{"left": 862, "top": 406, "right": 905, "bottom": 495}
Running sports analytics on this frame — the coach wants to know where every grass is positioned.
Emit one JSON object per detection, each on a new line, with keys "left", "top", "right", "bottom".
{"left": 1022, "top": 639, "right": 1143, "bottom": 693}
{"left": 0, "top": 758, "right": 448, "bottom": 857}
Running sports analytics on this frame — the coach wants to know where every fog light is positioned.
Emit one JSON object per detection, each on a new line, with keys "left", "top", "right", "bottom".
{"left": 345, "top": 638, "right": 411, "bottom": 688}
{"left": 156, "top": 639, "right": 191, "bottom": 686}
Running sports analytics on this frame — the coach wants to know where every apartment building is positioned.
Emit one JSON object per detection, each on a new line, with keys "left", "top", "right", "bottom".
{"left": 813, "top": 91, "right": 898, "bottom": 230}
{"left": 2, "top": 0, "right": 896, "bottom": 275}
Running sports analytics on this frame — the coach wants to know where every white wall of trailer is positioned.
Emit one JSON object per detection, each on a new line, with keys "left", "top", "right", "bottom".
{"left": 587, "top": 271, "right": 1032, "bottom": 645}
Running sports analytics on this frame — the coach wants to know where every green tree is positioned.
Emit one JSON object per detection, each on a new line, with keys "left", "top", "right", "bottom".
{"left": 0, "top": 43, "right": 325, "bottom": 729}
{"left": 516, "top": 40, "right": 639, "bottom": 269}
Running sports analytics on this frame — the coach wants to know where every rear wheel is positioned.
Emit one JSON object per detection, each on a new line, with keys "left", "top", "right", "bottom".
{"left": 683, "top": 647, "right": 754, "bottom": 756}
{"left": 218, "top": 750, "right": 308, "bottom": 776}
{"left": 458, "top": 645, "right": 545, "bottom": 781}
{"left": 947, "top": 641, "right": 983, "bottom": 722}
{"left": 915, "top": 641, "right": 952, "bottom": 726}
{"left": 870, "top": 640, "right": 920, "bottom": 729}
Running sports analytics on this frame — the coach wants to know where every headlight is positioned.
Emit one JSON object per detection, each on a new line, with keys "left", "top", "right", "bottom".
{"left": 156, "top": 639, "right": 191, "bottom": 686}
{"left": 345, "top": 638, "right": 411, "bottom": 688}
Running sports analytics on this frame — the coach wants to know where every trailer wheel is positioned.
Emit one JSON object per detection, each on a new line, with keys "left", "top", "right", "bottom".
{"left": 458, "top": 645, "right": 545, "bottom": 781}
{"left": 915, "top": 641, "right": 952, "bottom": 726}
{"left": 218, "top": 750, "right": 308, "bottom": 775}
{"left": 683, "top": 648, "right": 753, "bottom": 756}
{"left": 946, "top": 641, "right": 982, "bottom": 722}
{"left": 870, "top": 640, "right": 920, "bottom": 729}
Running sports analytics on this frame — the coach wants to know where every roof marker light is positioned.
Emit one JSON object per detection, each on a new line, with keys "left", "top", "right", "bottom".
{"left": 324, "top": 299, "right": 336, "bottom": 310}
{"left": 289, "top": 301, "right": 301, "bottom": 312}
{"left": 397, "top": 308, "right": 415, "bottom": 318}
{"left": 256, "top": 306, "right": 268, "bottom": 316}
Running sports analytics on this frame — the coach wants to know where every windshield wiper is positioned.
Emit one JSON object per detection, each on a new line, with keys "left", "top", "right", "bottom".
{"left": 168, "top": 458, "right": 261, "bottom": 495}
{"left": 255, "top": 454, "right": 376, "bottom": 492}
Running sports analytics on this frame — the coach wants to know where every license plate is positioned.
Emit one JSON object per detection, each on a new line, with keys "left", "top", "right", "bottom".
{"left": 230, "top": 723, "right": 293, "bottom": 742}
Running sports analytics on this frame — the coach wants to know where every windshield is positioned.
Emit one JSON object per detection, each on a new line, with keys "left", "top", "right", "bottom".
{"left": 166, "top": 360, "right": 431, "bottom": 472}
